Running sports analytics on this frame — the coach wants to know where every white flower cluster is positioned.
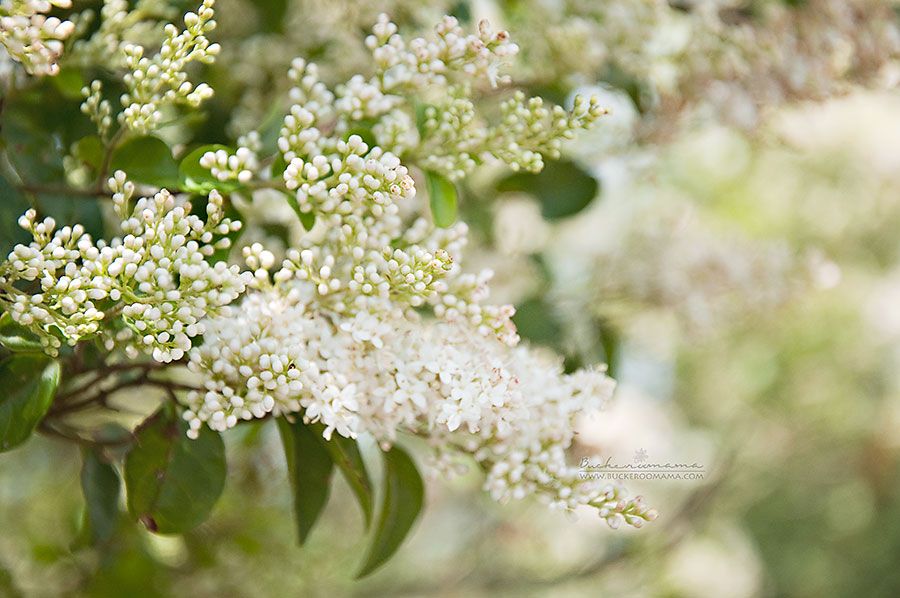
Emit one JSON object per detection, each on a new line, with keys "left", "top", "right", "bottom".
{"left": 262, "top": 15, "right": 607, "bottom": 182}
{"left": 504, "top": 0, "right": 900, "bottom": 133}
{"left": 0, "top": 171, "right": 250, "bottom": 360}
{"left": 183, "top": 288, "right": 655, "bottom": 527}
{"left": 67, "top": 0, "right": 177, "bottom": 69}
{"left": 0, "top": 0, "right": 75, "bottom": 76}
{"left": 414, "top": 90, "right": 607, "bottom": 177}
{"left": 117, "top": 0, "right": 219, "bottom": 133}
{"left": 273, "top": 126, "right": 515, "bottom": 342}
{"left": 367, "top": 13, "right": 520, "bottom": 89}
{"left": 199, "top": 145, "right": 258, "bottom": 184}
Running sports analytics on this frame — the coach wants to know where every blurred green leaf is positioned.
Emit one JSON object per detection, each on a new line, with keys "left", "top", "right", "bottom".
{"left": 0, "top": 312, "right": 42, "bottom": 352}
{"left": 277, "top": 417, "right": 335, "bottom": 545}
{"left": 497, "top": 159, "right": 599, "bottom": 220}
{"left": 1, "top": 81, "right": 90, "bottom": 184}
{"left": 254, "top": 0, "right": 290, "bottom": 32}
{"left": 282, "top": 190, "right": 316, "bottom": 231}
{"left": 270, "top": 153, "right": 287, "bottom": 179}
{"left": 0, "top": 564, "right": 22, "bottom": 598}
{"left": 0, "top": 354, "right": 60, "bottom": 452}
{"left": 512, "top": 296, "right": 563, "bottom": 347}
{"left": 0, "top": 174, "right": 31, "bottom": 256}
{"left": 321, "top": 431, "right": 373, "bottom": 528}
{"left": 72, "top": 135, "right": 104, "bottom": 171}
{"left": 426, "top": 171, "right": 458, "bottom": 227}
{"left": 111, "top": 136, "right": 179, "bottom": 188}
{"left": 124, "top": 409, "right": 226, "bottom": 534}
{"left": 51, "top": 67, "right": 85, "bottom": 99}
{"left": 357, "top": 445, "right": 424, "bottom": 578}
{"left": 81, "top": 448, "right": 121, "bottom": 545}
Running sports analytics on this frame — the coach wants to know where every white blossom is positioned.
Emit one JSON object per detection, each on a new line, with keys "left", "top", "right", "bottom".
{"left": 0, "top": 0, "right": 75, "bottom": 76}
{"left": 183, "top": 287, "right": 656, "bottom": 527}
{"left": 0, "top": 172, "right": 251, "bottom": 360}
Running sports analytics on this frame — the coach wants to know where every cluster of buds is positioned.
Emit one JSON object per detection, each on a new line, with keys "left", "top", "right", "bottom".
{"left": 0, "top": 0, "right": 75, "bottom": 76}
{"left": 118, "top": 0, "right": 219, "bottom": 133}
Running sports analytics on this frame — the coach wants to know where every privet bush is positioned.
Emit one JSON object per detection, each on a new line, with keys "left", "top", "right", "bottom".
{"left": 0, "top": 0, "right": 657, "bottom": 577}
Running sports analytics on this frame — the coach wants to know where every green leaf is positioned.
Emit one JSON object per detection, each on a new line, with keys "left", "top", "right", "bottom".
{"left": 497, "top": 159, "right": 599, "bottom": 220}
{"left": 0, "top": 312, "right": 42, "bottom": 352}
{"left": 51, "top": 67, "right": 85, "bottom": 100}
{"left": 282, "top": 190, "right": 316, "bottom": 231}
{"left": 72, "top": 135, "right": 104, "bottom": 171}
{"left": 111, "top": 136, "right": 180, "bottom": 188}
{"left": 270, "top": 153, "right": 287, "bottom": 179}
{"left": 277, "top": 417, "right": 335, "bottom": 545}
{"left": 0, "top": 354, "right": 60, "bottom": 451}
{"left": 321, "top": 433, "right": 373, "bottom": 528}
{"left": 425, "top": 170, "right": 458, "bottom": 228}
{"left": 356, "top": 445, "right": 424, "bottom": 578}
{"left": 81, "top": 448, "right": 121, "bottom": 545}
{"left": 178, "top": 144, "right": 238, "bottom": 193}
{"left": 124, "top": 409, "right": 226, "bottom": 534}
{"left": 254, "top": 0, "right": 289, "bottom": 32}
{"left": 0, "top": 175, "right": 31, "bottom": 257}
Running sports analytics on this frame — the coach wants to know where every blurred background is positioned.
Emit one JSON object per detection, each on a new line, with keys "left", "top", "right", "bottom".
{"left": 2, "top": 0, "right": 900, "bottom": 596}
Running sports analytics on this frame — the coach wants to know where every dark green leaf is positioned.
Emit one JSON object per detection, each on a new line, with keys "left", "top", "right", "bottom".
{"left": 124, "top": 409, "right": 226, "bottom": 534}
{"left": 254, "top": 0, "right": 289, "bottom": 32}
{"left": 425, "top": 170, "right": 458, "bottom": 227}
{"left": 356, "top": 445, "right": 424, "bottom": 578}
{"left": 0, "top": 354, "right": 60, "bottom": 451}
{"left": 0, "top": 312, "right": 42, "bottom": 352}
{"left": 270, "top": 153, "right": 287, "bottom": 179}
{"left": 72, "top": 135, "right": 104, "bottom": 171}
{"left": 321, "top": 432, "right": 373, "bottom": 528}
{"left": 512, "top": 296, "right": 564, "bottom": 348}
{"left": 597, "top": 322, "right": 621, "bottom": 379}
{"left": 497, "top": 159, "right": 599, "bottom": 220}
{"left": 0, "top": 564, "right": 22, "bottom": 598}
{"left": 277, "top": 417, "right": 335, "bottom": 545}
{"left": 1, "top": 81, "right": 90, "bottom": 184}
{"left": 0, "top": 175, "right": 31, "bottom": 256}
{"left": 282, "top": 190, "right": 316, "bottom": 231}
{"left": 81, "top": 448, "right": 121, "bottom": 545}
{"left": 51, "top": 67, "right": 85, "bottom": 100}
{"left": 111, "top": 136, "right": 180, "bottom": 188}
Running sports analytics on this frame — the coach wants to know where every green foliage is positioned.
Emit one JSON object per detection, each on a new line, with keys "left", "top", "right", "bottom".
{"left": 283, "top": 190, "right": 317, "bottom": 231}
{"left": 357, "top": 445, "right": 424, "bottom": 578}
{"left": 277, "top": 418, "right": 335, "bottom": 545}
{"left": 321, "top": 430, "right": 374, "bottom": 528}
{"left": 0, "top": 175, "right": 31, "bottom": 256}
{"left": 124, "top": 408, "right": 226, "bottom": 534}
{"left": 111, "top": 136, "right": 180, "bottom": 189}
{"left": 80, "top": 448, "right": 121, "bottom": 546}
{"left": 426, "top": 170, "right": 458, "bottom": 228}
{"left": 0, "top": 354, "right": 60, "bottom": 452}
{"left": 0, "top": 312, "right": 43, "bottom": 352}
{"left": 512, "top": 295, "right": 564, "bottom": 347}
{"left": 497, "top": 159, "right": 599, "bottom": 219}
{"left": 71, "top": 135, "right": 104, "bottom": 173}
